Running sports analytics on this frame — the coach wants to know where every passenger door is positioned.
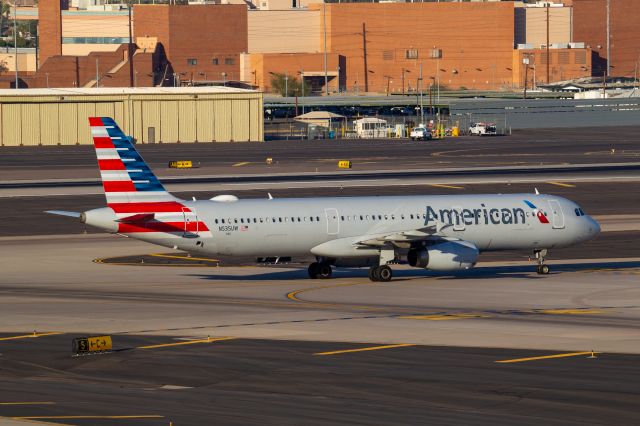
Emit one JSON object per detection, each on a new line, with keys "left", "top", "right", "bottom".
{"left": 182, "top": 207, "right": 199, "bottom": 237}
{"left": 547, "top": 200, "right": 565, "bottom": 229}
{"left": 325, "top": 208, "right": 340, "bottom": 236}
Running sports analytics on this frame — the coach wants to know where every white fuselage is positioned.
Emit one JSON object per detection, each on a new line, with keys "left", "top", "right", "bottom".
{"left": 104, "top": 193, "right": 599, "bottom": 261}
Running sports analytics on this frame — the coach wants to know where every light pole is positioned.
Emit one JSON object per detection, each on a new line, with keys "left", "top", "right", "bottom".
{"left": 523, "top": 56, "right": 530, "bottom": 99}
{"left": 419, "top": 63, "right": 424, "bottom": 124}
{"left": 13, "top": 0, "right": 18, "bottom": 88}
{"left": 45, "top": 72, "right": 49, "bottom": 88}
{"left": 95, "top": 58, "right": 100, "bottom": 88}
{"left": 284, "top": 72, "right": 288, "bottom": 98}
{"left": 221, "top": 72, "right": 227, "bottom": 86}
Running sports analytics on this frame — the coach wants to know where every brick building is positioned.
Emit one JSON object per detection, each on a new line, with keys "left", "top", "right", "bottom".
{"left": 134, "top": 4, "right": 248, "bottom": 85}
{"left": 573, "top": 0, "right": 640, "bottom": 77}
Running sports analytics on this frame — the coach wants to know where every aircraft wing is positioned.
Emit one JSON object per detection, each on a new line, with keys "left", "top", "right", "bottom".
{"left": 354, "top": 223, "right": 452, "bottom": 247}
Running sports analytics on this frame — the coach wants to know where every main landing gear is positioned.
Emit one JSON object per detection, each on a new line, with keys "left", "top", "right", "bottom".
{"left": 368, "top": 265, "right": 393, "bottom": 282}
{"left": 308, "top": 261, "right": 332, "bottom": 279}
{"left": 534, "top": 249, "right": 550, "bottom": 275}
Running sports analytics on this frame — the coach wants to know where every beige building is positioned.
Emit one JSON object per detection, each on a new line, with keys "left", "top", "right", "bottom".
{"left": 248, "top": 9, "right": 321, "bottom": 54}
{"left": 0, "top": 49, "right": 37, "bottom": 73}
{"left": 515, "top": 2, "right": 573, "bottom": 48}
{"left": 0, "top": 87, "right": 263, "bottom": 146}
{"left": 61, "top": 10, "right": 130, "bottom": 56}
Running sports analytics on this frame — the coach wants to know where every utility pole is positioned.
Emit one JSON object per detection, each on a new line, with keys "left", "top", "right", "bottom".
{"left": 606, "top": 0, "right": 611, "bottom": 77}
{"left": 300, "top": 67, "right": 305, "bottom": 114}
{"left": 523, "top": 59, "right": 529, "bottom": 100}
{"left": 362, "top": 23, "right": 368, "bottom": 93}
{"left": 401, "top": 68, "right": 405, "bottom": 95}
{"left": 284, "top": 71, "right": 288, "bottom": 98}
{"left": 546, "top": 3, "right": 550, "bottom": 84}
{"left": 128, "top": 0, "right": 134, "bottom": 87}
{"left": 322, "top": 2, "right": 328, "bottom": 96}
{"left": 419, "top": 63, "right": 423, "bottom": 125}
{"left": 13, "top": 0, "right": 18, "bottom": 88}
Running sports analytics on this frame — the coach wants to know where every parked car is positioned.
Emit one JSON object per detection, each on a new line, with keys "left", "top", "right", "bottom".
{"left": 410, "top": 127, "right": 432, "bottom": 141}
{"left": 469, "top": 122, "right": 497, "bottom": 136}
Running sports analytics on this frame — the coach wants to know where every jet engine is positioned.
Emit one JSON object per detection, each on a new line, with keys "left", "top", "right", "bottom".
{"left": 407, "top": 240, "right": 479, "bottom": 271}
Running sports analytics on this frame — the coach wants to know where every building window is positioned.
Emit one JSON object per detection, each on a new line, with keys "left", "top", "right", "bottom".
{"left": 224, "top": 57, "right": 235, "bottom": 65}
{"left": 383, "top": 50, "right": 394, "bottom": 61}
{"left": 212, "top": 58, "right": 219, "bottom": 65}
{"left": 405, "top": 49, "right": 418, "bottom": 59}
{"left": 187, "top": 58, "right": 197, "bottom": 66}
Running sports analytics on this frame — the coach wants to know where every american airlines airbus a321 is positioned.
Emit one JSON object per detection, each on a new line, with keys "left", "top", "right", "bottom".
{"left": 47, "top": 117, "right": 601, "bottom": 282}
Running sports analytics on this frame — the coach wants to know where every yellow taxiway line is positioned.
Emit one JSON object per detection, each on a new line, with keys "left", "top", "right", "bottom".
{"left": 0, "top": 332, "right": 63, "bottom": 341}
{"left": 496, "top": 351, "right": 599, "bottom": 364}
{"left": 149, "top": 253, "right": 219, "bottom": 263}
{"left": 232, "top": 162, "right": 251, "bottom": 167}
{"left": 547, "top": 181, "right": 576, "bottom": 188}
{"left": 314, "top": 343, "right": 415, "bottom": 356}
{"left": 429, "top": 183, "right": 464, "bottom": 190}
{"left": 400, "top": 313, "right": 489, "bottom": 321}
{"left": 137, "top": 336, "right": 235, "bottom": 350}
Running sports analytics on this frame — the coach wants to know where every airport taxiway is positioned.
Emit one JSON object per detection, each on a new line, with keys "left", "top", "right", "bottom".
{"left": 1, "top": 128, "right": 639, "bottom": 425}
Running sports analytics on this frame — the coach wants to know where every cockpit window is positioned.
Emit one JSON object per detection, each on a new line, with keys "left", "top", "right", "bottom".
{"left": 575, "top": 208, "right": 581, "bottom": 217}
{"left": 575, "top": 208, "right": 586, "bottom": 216}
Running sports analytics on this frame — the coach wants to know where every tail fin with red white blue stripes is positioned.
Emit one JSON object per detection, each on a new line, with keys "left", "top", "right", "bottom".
{"left": 89, "top": 117, "right": 178, "bottom": 208}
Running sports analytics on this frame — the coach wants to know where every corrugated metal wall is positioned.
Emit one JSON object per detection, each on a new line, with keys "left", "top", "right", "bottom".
{"left": 0, "top": 91, "right": 263, "bottom": 146}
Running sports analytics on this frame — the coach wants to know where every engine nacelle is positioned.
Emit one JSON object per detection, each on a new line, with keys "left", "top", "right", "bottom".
{"left": 407, "top": 240, "right": 479, "bottom": 271}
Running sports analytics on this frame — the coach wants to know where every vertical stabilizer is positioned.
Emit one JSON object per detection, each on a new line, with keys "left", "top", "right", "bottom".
{"left": 89, "top": 117, "right": 178, "bottom": 208}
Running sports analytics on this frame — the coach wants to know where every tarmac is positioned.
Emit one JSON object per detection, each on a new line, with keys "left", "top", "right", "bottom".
{"left": 1, "top": 129, "right": 639, "bottom": 425}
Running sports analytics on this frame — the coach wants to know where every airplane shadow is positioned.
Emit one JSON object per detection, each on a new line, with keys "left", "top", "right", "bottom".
{"left": 186, "top": 260, "right": 640, "bottom": 282}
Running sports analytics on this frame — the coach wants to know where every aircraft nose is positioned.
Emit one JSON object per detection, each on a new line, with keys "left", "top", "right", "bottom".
{"left": 588, "top": 216, "right": 601, "bottom": 237}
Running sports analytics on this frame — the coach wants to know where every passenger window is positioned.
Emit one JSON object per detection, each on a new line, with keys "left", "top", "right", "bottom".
{"left": 360, "top": 215, "right": 364, "bottom": 220}
{"left": 316, "top": 216, "right": 320, "bottom": 221}
{"left": 410, "top": 214, "right": 414, "bottom": 219}
{"left": 240, "top": 218, "right": 244, "bottom": 223}
{"left": 378, "top": 215, "right": 382, "bottom": 220}
{"left": 384, "top": 215, "right": 388, "bottom": 220}
{"left": 234, "top": 219, "right": 238, "bottom": 224}
{"left": 575, "top": 208, "right": 580, "bottom": 216}
{"left": 215, "top": 219, "right": 219, "bottom": 224}
{"left": 259, "top": 218, "right": 263, "bottom": 223}
{"left": 279, "top": 218, "right": 283, "bottom": 222}
{"left": 221, "top": 219, "right": 225, "bottom": 224}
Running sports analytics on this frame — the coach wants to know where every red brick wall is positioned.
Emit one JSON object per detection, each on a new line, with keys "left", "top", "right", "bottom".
{"left": 23, "top": 45, "right": 154, "bottom": 88}
{"left": 134, "top": 5, "right": 247, "bottom": 83}
{"left": 38, "top": 0, "right": 63, "bottom": 66}
{"left": 319, "top": 2, "right": 516, "bottom": 92}
{"left": 573, "top": 0, "right": 640, "bottom": 77}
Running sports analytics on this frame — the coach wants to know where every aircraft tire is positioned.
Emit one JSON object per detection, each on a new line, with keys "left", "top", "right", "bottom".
{"left": 537, "top": 264, "right": 550, "bottom": 275}
{"left": 308, "top": 262, "right": 319, "bottom": 279}
{"left": 317, "top": 263, "right": 332, "bottom": 279}
{"left": 378, "top": 265, "right": 393, "bottom": 282}
{"left": 368, "top": 266, "right": 378, "bottom": 282}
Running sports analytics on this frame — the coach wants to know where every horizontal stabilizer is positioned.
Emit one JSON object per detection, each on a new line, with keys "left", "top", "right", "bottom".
{"left": 115, "top": 213, "right": 155, "bottom": 223}
{"left": 44, "top": 210, "right": 82, "bottom": 218}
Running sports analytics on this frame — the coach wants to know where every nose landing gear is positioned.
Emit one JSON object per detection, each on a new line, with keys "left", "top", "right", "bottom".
{"left": 534, "top": 249, "right": 550, "bottom": 275}
{"left": 308, "top": 261, "right": 332, "bottom": 279}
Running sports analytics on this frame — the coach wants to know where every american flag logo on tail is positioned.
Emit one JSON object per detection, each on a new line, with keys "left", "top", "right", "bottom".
{"left": 89, "top": 117, "right": 210, "bottom": 235}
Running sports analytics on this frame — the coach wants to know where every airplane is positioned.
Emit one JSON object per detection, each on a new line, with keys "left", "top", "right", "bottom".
{"left": 47, "top": 117, "right": 601, "bottom": 282}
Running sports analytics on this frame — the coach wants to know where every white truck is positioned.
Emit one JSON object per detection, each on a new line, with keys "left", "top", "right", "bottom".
{"left": 410, "top": 126, "right": 433, "bottom": 141}
{"left": 469, "top": 122, "right": 497, "bottom": 136}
